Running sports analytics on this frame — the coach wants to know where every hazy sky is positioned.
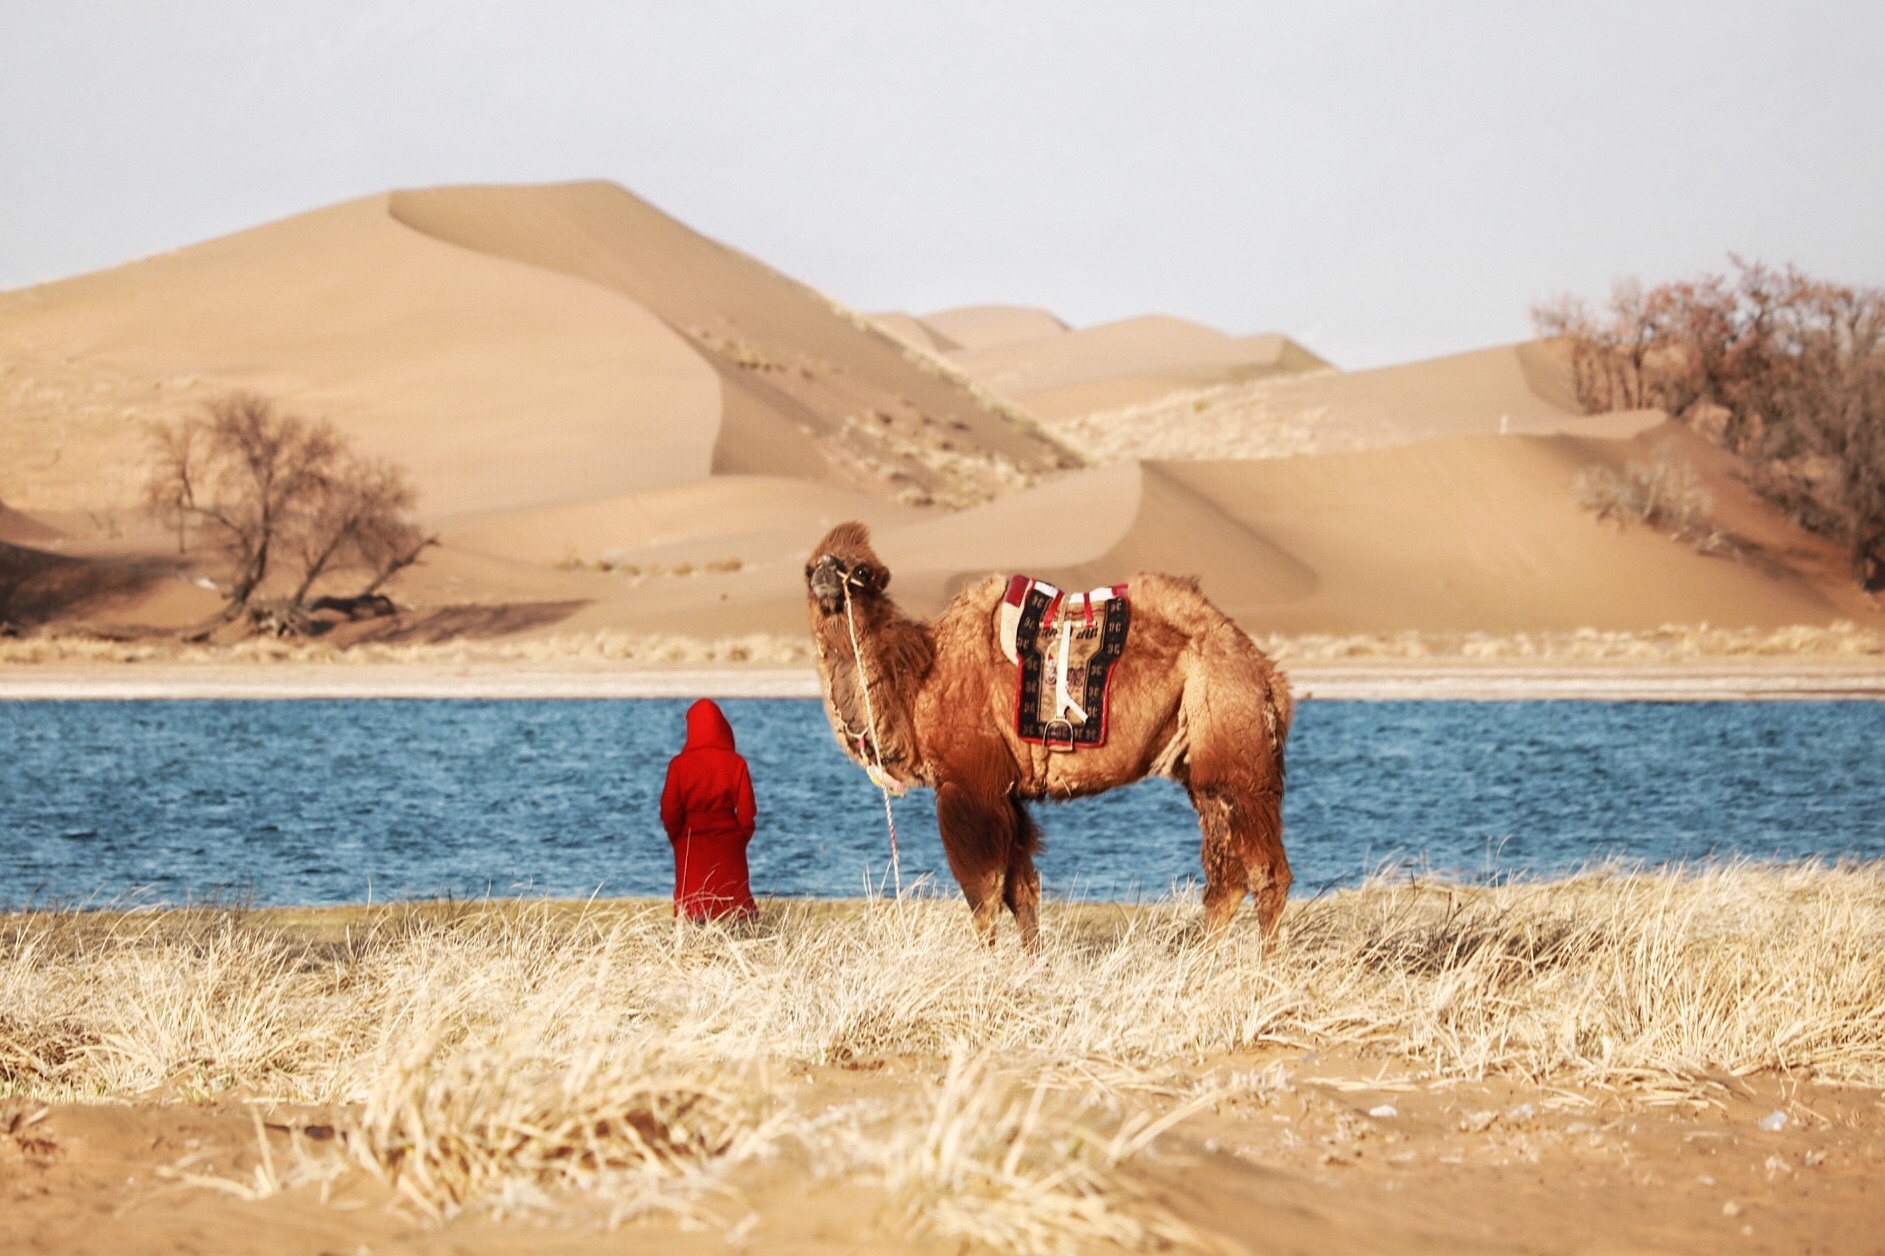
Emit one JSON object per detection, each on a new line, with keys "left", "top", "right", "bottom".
{"left": 4, "top": 2, "right": 1882, "bottom": 367}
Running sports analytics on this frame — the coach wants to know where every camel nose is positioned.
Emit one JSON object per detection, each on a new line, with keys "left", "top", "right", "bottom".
{"left": 810, "top": 563, "right": 846, "bottom": 612}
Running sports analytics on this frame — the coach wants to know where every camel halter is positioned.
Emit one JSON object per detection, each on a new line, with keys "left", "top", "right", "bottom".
{"left": 841, "top": 582, "right": 903, "bottom": 896}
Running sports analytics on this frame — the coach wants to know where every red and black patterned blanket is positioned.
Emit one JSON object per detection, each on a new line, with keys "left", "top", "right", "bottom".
{"left": 998, "top": 575, "right": 1131, "bottom": 749}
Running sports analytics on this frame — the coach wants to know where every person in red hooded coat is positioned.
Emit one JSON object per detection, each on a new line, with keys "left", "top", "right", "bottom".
{"left": 660, "top": 699, "right": 758, "bottom": 921}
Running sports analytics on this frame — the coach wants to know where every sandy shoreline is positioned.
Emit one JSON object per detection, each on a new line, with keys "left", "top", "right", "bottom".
{"left": 5, "top": 659, "right": 1885, "bottom": 700}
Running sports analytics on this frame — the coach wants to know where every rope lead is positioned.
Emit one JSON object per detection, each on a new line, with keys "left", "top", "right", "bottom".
{"left": 842, "top": 585, "right": 902, "bottom": 897}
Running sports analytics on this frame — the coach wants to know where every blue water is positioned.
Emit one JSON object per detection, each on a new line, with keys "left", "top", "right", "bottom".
{"left": 3, "top": 700, "right": 1882, "bottom": 909}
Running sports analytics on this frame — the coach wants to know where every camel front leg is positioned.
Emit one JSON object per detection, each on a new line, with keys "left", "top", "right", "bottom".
{"left": 963, "top": 872, "right": 1006, "bottom": 947}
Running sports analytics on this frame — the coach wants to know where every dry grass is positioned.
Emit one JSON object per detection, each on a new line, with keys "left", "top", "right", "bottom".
{"left": 0, "top": 629, "right": 816, "bottom": 666}
{"left": 861, "top": 1045, "right": 1217, "bottom": 1252}
{"left": 5, "top": 865, "right": 1882, "bottom": 1098}
{"left": 1255, "top": 620, "right": 1885, "bottom": 663}
{"left": 1574, "top": 452, "right": 1725, "bottom": 548}
{"left": 3, "top": 864, "right": 1881, "bottom": 1241}
{"left": 350, "top": 1028, "right": 788, "bottom": 1225}
{"left": 7, "top": 622, "right": 1885, "bottom": 668}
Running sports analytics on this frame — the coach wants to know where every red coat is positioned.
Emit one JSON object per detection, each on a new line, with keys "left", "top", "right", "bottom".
{"left": 660, "top": 699, "right": 758, "bottom": 921}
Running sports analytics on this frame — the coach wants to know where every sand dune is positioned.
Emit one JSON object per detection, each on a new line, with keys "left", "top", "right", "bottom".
{"left": 868, "top": 311, "right": 959, "bottom": 353}
{"left": 440, "top": 475, "right": 922, "bottom": 569}
{"left": 871, "top": 422, "right": 1864, "bottom": 634}
{"left": 946, "top": 314, "right": 1331, "bottom": 421}
{"left": 1151, "top": 425, "right": 1864, "bottom": 633}
{"left": 1231, "top": 339, "right": 1582, "bottom": 444}
{"left": 0, "top": 503, "right": 59, "bottom": 546}
{"left": 0, "top": 182, "right": 1070, "bottom": 529}
{"left": 2, "top": 181, "right": 1878, "bottom": 648}
{"left": 863, "top": 461, "right": 1316, "bottom": 612}
{"left": 1050, "top": 340, "right": 1598, "bottom": 463}
{"left": 387, "top": 184, "right": 1071, "bottom": 504}
{"left": 509, "top": 419, "right": 1872, "bottom": 641}
{"left": 0, "top": 195, "right": 722, "bottom": 519}
{"left": 916, "top": 304, "right": 1067, "bottom": 351}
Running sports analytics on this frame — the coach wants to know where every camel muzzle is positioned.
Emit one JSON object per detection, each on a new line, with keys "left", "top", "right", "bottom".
{"left": 809, "top": 560, "right": 847, "bottom": 614}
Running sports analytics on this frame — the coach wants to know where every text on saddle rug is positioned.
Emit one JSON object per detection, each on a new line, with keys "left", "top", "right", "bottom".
{"left": 999, "top": 575, "right": 1131, "bottom": 749}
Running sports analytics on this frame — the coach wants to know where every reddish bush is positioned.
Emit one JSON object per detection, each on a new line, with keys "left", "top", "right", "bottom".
{"left": 1536, "top": 263, "right": 1885, "bottom": 587}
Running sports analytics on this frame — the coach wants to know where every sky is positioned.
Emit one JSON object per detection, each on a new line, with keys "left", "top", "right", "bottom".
{"left": 3, "top": 2, "right": 1882, "bottom": 368}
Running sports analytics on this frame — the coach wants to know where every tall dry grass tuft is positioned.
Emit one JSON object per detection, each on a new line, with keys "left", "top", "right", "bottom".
{"left": 864, "top": 1045, "right": 1215, "bottom": 1253}
{"left": 351, "top": 1025, "right": 786, "bottom": 1223}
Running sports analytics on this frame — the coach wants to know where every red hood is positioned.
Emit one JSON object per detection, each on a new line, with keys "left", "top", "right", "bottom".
{"left": 683, "top": 699, "right": 737, "bottom": 751}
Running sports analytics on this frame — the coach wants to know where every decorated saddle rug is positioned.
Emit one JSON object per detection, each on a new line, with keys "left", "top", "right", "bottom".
{"left": 998, "top": 575, "right": 1131, "bottom": 750}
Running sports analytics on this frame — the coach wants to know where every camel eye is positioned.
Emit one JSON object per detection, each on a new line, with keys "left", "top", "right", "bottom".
{"left": 850, "top": 564, "right": 874, "bottom": 587}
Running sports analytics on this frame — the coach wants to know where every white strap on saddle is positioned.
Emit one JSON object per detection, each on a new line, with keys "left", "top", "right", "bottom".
{"left": 998, "top": 575, "right": 1124, "bottom": 666}
{"left": 1053, "top": 618, "right": 1087, "bottom": 722}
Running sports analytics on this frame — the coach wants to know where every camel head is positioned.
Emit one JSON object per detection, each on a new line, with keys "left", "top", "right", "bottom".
{"left": 805, "top": 522, "right": 890, "bottom": 617}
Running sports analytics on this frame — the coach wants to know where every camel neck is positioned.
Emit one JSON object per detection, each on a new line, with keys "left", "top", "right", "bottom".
{"left": 816, "top": 597, "right": 932, "bottom": 774}
{"left": 845, "top": 599, "right": 934, "bottom": 682}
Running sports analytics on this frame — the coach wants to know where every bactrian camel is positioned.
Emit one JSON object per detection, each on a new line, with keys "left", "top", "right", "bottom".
{"left": 804, "top": 522, "right": 1293, "bottom": 949}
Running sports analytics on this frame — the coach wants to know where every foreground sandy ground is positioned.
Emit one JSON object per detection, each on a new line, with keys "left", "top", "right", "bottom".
{"left": 6, "top": 1056, "right": 1883, "bottom": 1255}
{"left": 5, "top": 879, "right": 1884, "bottom": 1255}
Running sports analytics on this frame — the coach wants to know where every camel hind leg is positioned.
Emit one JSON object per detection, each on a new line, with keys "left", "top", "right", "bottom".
{"left": 1190, "top": 784, "right": 1290, "bottom": 946}
{"left": 1193, "top": 788, "right": 1250, "bottom": 935}
{"left": 936, "top": 779, "right": 1018, "bottom": 947}
{"left": 1180, "top": 635, "right": 1293, "bottom": 947}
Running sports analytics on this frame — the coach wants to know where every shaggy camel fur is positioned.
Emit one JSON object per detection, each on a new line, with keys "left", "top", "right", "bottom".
{"left": 805, "top": 522, "right": 1293, "bottom": 949}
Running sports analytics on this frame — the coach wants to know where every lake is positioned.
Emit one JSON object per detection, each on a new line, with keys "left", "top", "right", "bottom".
{"left": 4, "top": 699, "right": 1882, "bottom": 908}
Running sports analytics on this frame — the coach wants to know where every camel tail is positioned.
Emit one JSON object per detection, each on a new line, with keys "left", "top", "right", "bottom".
{"left": 1264, "top": 661, "right": 1293, "bottom": 783}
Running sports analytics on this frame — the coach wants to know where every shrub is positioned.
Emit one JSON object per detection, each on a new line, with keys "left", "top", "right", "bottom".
{"left": 1536, "top": 263, "right": 1885, "bottom": 586}
{"left": 1573, "top": 453, "right": 1716, "bottom": 544}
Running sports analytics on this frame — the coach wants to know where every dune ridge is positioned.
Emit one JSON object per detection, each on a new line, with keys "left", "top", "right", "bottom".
{"left": 944, "top": 313, "right": 1331, "bottom": 422}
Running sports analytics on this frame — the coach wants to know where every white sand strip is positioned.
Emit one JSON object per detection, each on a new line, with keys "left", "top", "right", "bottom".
{"left": 1288, "top": 666, "right": 1885, "bottom": 702}
{"left": 0, "top": 665, "right": 824, "bottom": 701}
{"left": 4, "top": 663, "right": 1885, "bottom": 701}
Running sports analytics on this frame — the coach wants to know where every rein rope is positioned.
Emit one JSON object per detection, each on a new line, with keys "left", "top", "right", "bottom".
{"left": 841, "top": 584, "right": 902, "bottom": 896}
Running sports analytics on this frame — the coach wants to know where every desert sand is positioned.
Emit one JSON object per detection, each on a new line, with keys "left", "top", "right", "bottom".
{"left": 2, "top": 179, "right": 1881, "bottom": 657}
{"left": 7, "top": 1059, "right": 1881, "bottom": 1255}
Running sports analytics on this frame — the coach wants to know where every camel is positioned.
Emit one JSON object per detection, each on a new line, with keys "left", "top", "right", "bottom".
{"left": 804, "top": 522, "right": 1293, "bottom": 950}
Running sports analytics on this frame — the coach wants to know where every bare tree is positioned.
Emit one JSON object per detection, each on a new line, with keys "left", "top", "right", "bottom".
{"left": 146, "top": 420, "right": 203, "bottom": 555}
{"left": 145, "top": 393, "right": 436, "bottom": 624}
{"left": 286, "top": 455, "right": 428, "bottom": 607}
{"left": 1536, "top": 263, "right": 1885, "bottom": 589}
